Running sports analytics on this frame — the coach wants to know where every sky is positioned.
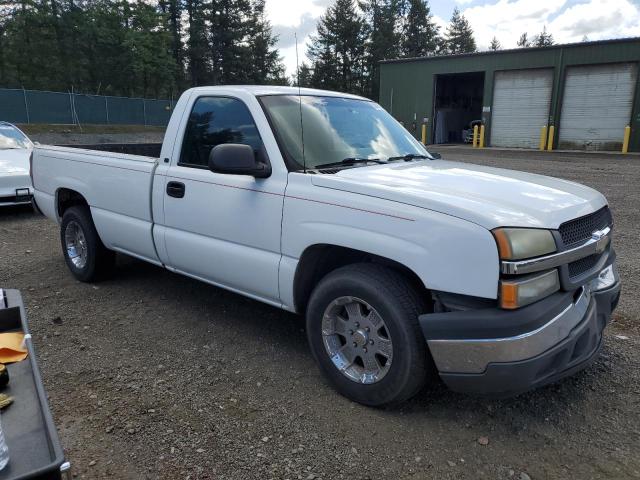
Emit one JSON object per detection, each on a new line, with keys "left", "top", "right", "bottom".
{"left": 265, "top": 0, "right": 640, "bottom": 77}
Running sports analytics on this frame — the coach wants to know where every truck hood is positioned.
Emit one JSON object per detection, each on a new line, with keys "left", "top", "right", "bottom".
{"left": 310, "top": 160, "right": 607, "bottom": 229}
{"left": 0, "top": 149, "right": 30, "bottom": 176}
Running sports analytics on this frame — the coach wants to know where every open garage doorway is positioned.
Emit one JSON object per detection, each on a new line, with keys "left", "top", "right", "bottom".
{"left": 432, "top": 72, "right": 484, "bottom": 144}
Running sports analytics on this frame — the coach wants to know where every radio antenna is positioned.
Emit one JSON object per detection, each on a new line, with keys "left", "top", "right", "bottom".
{"left": 295, "top": 32, "right": 306, "bottom": 173}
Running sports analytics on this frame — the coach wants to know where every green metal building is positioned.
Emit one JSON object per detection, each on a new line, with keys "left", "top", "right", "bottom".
{"left": 379, "top": 37, "right": 640, "bottom": 152}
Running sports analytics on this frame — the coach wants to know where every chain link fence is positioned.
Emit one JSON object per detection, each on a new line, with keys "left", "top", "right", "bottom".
{"left": 0, "top": 88, "right": 175, "bottom": 126}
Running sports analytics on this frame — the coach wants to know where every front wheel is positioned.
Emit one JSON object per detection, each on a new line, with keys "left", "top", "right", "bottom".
{"left": 60, "top": 206, "right": 115, "bottom": 282}
{"left": 306, "top": 263, "right": 432, "bottom": 406}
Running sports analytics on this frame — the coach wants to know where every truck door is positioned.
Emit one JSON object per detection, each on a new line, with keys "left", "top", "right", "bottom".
{"left": 161, "top": 95, "right": 286, "bottom": 305}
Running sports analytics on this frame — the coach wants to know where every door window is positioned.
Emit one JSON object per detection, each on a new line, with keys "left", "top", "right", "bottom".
{"left": 179, "top": 97, "right": 264, "bottom": 168}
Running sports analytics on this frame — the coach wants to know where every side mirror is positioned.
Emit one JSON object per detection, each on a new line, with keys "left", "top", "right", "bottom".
{"left": 430, "top": 152, "right": 442, "bottom": 160}
{"left": 208, "top": 144, "right": 271, "bottom": 178}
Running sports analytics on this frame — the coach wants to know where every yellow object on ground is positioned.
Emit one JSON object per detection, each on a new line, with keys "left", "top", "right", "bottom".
{"left": 547, "top": 125, "right": 555, "bottom": 151}
{"left": 0, "top": 332, "right": 28, "bottom": 363}
{"left": 421, "top": 124, "right": 427, "bottom": 145}
{"left": 0, "top": 394, "right": 13, "bottom": 409}
{"left": 472, "top": 125, "right": 479, "bottom": 148}
{"left": 622, "top": 126, "right": 631, "bottom": 153}
{"left": 539, "top": 126, "right": 548, "bottom": 150}
{"left": 479, "top": 125, "right": 485, "bottom": 148}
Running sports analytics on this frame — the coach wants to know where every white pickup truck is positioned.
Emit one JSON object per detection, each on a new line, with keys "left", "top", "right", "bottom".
{"left": 31, "top": 86, "right": 621, "bottom": 406}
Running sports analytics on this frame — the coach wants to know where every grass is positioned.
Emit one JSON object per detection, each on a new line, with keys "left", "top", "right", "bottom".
{"left": 17, "top": 123, "right": 166, "bottom": 135}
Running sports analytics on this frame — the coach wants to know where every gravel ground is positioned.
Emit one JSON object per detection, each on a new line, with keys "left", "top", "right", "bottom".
{"left": 1, "top": 146, "right": 639, "bottom": 480}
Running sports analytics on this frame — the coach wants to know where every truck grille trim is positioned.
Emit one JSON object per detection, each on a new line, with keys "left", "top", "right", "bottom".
{"left": 559, "top": 206, "right": 612, "bottom": 247}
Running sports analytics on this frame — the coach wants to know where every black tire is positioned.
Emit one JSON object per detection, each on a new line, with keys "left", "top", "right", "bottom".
{"left": 60, "top": 206, "right": 115, "bottom": 282}
{"left": 306, "top": 263, "right": 432, "bottom": 406}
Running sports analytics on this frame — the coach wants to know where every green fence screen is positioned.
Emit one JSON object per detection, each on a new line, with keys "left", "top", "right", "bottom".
{"left": 0, "top": 88, "right": 174, "bottom": 126}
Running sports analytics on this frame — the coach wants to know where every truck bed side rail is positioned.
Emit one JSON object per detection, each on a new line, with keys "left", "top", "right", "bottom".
{"left": 59, "top": 143, "right": 162, "bottom": 158}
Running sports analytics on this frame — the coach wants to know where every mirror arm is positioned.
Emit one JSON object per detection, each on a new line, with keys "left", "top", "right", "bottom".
{"left": 253, "top": 163, "right": 272, "bottom": 179}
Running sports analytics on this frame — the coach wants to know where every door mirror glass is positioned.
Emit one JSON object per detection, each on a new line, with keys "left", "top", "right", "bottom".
{"left": 430, "top": 152, "right": 442, "bottom": 159}
{"left": 208, "top": 144, "right": 271, "bottom": 178}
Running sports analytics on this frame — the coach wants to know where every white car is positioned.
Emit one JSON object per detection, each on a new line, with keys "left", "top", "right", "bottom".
{"left": 0, "top": 122, "right": 34, "bottom": 207}
{"left": 31, "top": 86, "right": 621, "bottom": 405}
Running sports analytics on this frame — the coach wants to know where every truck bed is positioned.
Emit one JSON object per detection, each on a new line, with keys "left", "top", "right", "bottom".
{"left": 32, "top": 144, "right": 161, "bottom": 265}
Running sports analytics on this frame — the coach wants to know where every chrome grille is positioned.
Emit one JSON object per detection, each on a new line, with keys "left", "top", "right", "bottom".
{"left": 559, "top": 207, "right": 612, "bottom": 247}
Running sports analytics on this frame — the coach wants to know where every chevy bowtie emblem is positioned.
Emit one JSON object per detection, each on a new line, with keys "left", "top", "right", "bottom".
{"left": 591, "top": 229, "right": 610, "bottom": 254}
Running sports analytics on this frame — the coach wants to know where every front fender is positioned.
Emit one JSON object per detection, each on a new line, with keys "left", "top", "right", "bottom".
{"left": 280, "top": 174, "right": 500, "bottom": 306}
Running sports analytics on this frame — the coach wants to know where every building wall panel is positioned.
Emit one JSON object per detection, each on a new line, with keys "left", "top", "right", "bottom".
{"left": 490, "top": 69, "right": 553, "bottom": 149}
{"left": 558, "top": 63, "right": 638, "bottom": 151}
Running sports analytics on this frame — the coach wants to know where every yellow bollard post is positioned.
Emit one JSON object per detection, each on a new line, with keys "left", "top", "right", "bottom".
{"left": 472, "top": 125, "right": 479, "bottom": 148}
{"left": 622, "top": 126, "right": 631, "bottom": 154}
{"left": 421, "top": 123, "right": 427, "bottom": 145}
{"left": 547, "top": 125, "right": 555, "bottom": 151}
{"left": 479, "top": 125, "right": 485, "bottom": 148}
{"left": 539, "top": 126, "right": 548, "bottom": 151}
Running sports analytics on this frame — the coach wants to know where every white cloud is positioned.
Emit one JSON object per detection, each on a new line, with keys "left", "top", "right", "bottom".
{"left": 461, "top": 0, "right": 640, "bottom": 50}
{"left": 265, "top": 0, "right": 326, "bottom": 27}
{"left": 266, "top": 0, "right": 327, "bottom": 77}
{"left": 433, "top": 14, "right": 449, "bottom": 33}
{"left": 548, "top": 0, "right": 640, "bottom": 41}
{"left": 462, "top": 0, "right": 567, "bottom": 49}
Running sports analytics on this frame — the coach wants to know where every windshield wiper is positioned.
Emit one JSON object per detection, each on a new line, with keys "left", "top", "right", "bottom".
{"left": 387, "top": 153, "right": 431, "bottom": 162}
{"left": 314, "top": 157, "right": 386, "bottom": 170}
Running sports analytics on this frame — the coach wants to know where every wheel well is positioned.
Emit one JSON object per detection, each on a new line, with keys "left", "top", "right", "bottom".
{"left": 57, "top": 188, "right": 89, "bottom": 218}
{"left": 293, "top": 244, "right": 430, "bottom": 314}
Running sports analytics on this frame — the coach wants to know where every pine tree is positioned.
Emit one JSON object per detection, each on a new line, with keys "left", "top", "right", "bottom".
{"left": 296, "top": 62, "right": 313, "bottom": 87}
{"left": 489, "top": 36, "right": 501, "bottom": 51}
{"left": 209, "top": 0, "right": 254, "bottom": 84}
{"left": 0, "top": 0, "right": 287, "bottom": 97}
{"left": 517, "top": 32, "right": 530, "bottom": 48}
{"left": 158, "top": 0, "right": 185, "bottom": 91}
{"left": 444, "top": 7, "right": 476, "bottom": 54}
{"left": 307, "top": 0, "right": 368, "bottom": 95}
{"left": 185, "top": 0, "right": 209, "bottom": 86}
{"left": 124, "top": 1, "right": 176, "bottom": 98}
{"left": 360, "top": 0, "right": 403, "bottom": 99}
{"left": 401, "top": 0, "right": 440, "bottom": 57}
{"left": 533, "top": 26, "right": 554, "bottom": 47}
{"left": 247, "top": 0, "right": 288, "bottom": 85}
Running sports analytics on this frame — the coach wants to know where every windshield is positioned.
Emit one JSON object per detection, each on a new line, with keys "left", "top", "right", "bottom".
{"left": 260, "top": 95, "right": 431, "bottom": 170}
{"left": 0, "top": 124, "right": 31, "bottom": 150}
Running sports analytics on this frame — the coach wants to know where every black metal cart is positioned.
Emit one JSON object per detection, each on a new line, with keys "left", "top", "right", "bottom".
{"left": 0, "top": 289, "right": 69, "bottom": 480}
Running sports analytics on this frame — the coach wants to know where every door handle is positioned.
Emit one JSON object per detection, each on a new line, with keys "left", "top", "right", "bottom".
{"left": 166, "top": 181, "right": 185, "bottom": 198}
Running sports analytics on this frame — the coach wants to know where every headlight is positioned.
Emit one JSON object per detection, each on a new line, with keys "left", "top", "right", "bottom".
{"left": 500, "top": 270, "right": 560, "bottom": 309}
{"left": 493, "top": 228, "right": 556, "bottom": 260}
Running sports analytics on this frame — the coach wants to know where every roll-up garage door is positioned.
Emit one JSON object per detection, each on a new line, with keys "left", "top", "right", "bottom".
{"left": 490, "top": 69, "right": 553, "bottom": 149}
{"left": 559, "top": 63, "right": 638, "bottom": 151}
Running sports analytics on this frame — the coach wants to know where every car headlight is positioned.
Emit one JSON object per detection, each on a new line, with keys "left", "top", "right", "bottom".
{"left": 492, "top": 228, "right": 556, "bottom": 260}
{"left": 500, "top": 270, "right": 560, "bottom": 309}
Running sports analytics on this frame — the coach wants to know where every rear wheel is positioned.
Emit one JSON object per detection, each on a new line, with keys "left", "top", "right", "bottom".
{"left": 60, "top": 206, "right": 115, "bottom": 282}
{"left": 306, "top": 263, "right": 432, "bottom": 406}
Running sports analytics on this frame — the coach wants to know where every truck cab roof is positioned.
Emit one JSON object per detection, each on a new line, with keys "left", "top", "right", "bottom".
{"left": 185, "top": 85, "right": 370, "bottom": 101}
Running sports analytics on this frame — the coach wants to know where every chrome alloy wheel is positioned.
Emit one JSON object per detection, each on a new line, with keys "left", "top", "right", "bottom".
{"left": 321, "top": 296, "right": 393, "bottom": 384}
{"left": 64, "top": 220, "right": 88, "bottom": 269}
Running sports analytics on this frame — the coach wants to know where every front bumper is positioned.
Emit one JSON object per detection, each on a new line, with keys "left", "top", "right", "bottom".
{"left": 420, "top": 266, "right": 621, "bottom": 397}
{"left": 0, "top": 182, "right": 33, "bottom": 206}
